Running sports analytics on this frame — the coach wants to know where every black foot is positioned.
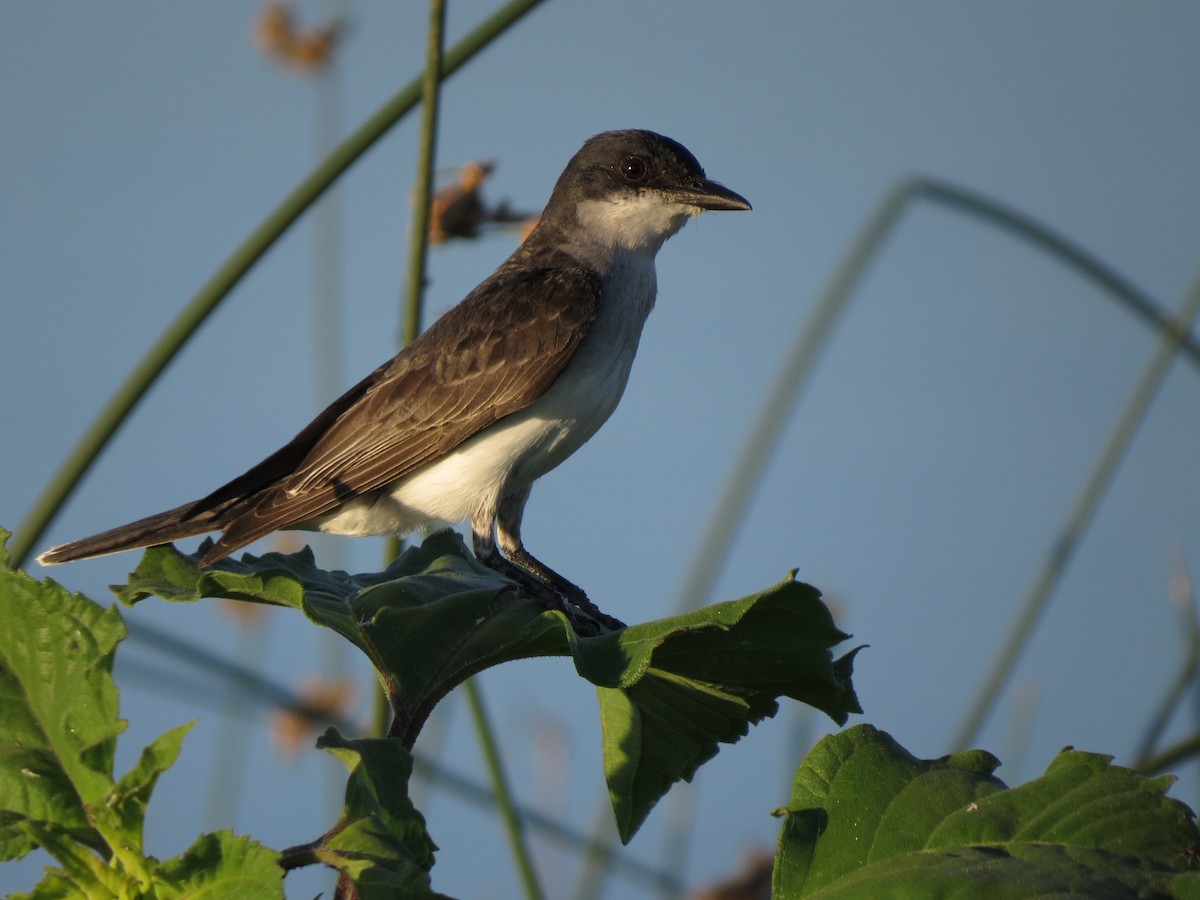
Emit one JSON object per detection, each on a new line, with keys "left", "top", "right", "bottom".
{"left": 482, "top": 555, "right": 624, "bottom": 635}
{"left": 518, "top": 575, "right": 624, "bottom": 637}
{"left": 556, "top": 583, "right": 626, "bottom": 634}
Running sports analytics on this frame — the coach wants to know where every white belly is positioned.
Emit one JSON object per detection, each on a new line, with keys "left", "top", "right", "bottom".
{"left": 309, "top": 248, "right": 658, "bottom": 538}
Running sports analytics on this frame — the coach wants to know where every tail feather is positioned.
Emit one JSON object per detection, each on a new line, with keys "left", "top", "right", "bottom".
{"left": 36, "top": 501, "right": 231, "bottom": 566}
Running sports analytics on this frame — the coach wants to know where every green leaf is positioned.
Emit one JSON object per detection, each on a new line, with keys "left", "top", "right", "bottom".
{"left": 313, "top": 728, "right": 442, "bottom": 898}
{"left": 10, "top": 865, "right": 99, "bottom": 899}
{"left": 0, "top": 531, "right": 126, "bottom": 858}
{"left": 597, "top": 670, "right": 778, "bottom": 843}
{"left": 115, "top": 534, "right": 859, "bottom": 844}
{"left": 112, "top": 538, "right": 311, "bottom": 610}
{"left": 9, "top": 821, "right": 122, "bottom": 898}
{"left": 109, "top": 721, "right": 194, "bottom": 853}
{"left": 116, "top": 533, "right": 566, "bottom": 745}
{"left": 10, "top": 868, "right": 90, "bottom": 897}
{"left": 774, "top": 724, "right": 1200, "bottom": 898}
{"left": 155, "top": 830, "right": 284, "bottom": 899}
{"left": 0, "top": 529, "right": 204, "bottom": 895}
{"left": 589, "top": 575, "right": 861, "bottom": 842}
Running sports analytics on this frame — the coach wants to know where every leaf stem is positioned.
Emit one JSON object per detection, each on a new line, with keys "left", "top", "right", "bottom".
{"left": 953, "top": 265, "right": 1200, "bottom": 748}
{"left": 1136, "top": 732, "right": 1200, "bottom": 777}
{"left": 116, "top": 616, "right": 680, "bottom": 891}
{"left": 1133, "top": 581, "right": 1200, "bottom": 769}
{"left": 277, "top": 838, "right": 323, "bottom": 872}
{"left": 674, "top": 176, "right": 1200, "bottom": 615}
{"left": 401, "top": 0, "right": 446, "bottom": 345}
{"left": 465, "top": 678, "right": 545, "bottom": 900}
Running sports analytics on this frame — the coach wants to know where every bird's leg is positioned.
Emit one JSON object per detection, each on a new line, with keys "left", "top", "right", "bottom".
{"left": 471, "top": 490, "right": 625, "bottom": 634}
{"left": 470, "top": 500, "right": 584, "bottom": 628}
{"left": 497, "top": 487, "right": 626, "bottom": 632}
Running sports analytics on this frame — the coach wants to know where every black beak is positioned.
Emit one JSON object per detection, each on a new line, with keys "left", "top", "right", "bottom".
{"left": 667, "top": 178, "right": 752, "bottom": 211}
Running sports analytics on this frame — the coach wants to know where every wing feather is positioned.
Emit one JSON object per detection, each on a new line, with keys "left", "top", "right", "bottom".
{"left": 202, "top": 260, "right": 601, "bottom": 561}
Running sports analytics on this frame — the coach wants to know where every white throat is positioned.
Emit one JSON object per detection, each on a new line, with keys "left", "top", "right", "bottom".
{"left": 574, "top": 192, "right": 699, "bottom": 254}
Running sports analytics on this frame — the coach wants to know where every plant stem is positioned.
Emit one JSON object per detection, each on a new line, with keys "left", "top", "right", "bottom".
{"left": 655, "top": 174, "right": 1200, "bottom": 885}
{"left": 953, "top": 265, "right": 1200, "bottom": 749}
{"left": 672, "top": 179, "right": 912, "bottom": 613}
{"left": 402, "top": 0, "right": 446, "bottom": 346}
{"left": 119, "top": 593, "right": 679, "bottom": 890}
{"left": 373, "top": 0, "right": 448, "bottom": 745}
{"left": 915, "top": 180, "right": 1200, "bottom": 371}
{"left": 1133, "top": 570, "right": 1200, "bottom": 769}
{"left": 465, "top": 678, "right": 545, "bottom": 900}
{"left": 1136, "top": 733, "right": 1200, "bottom": 777}
{"left": 673, "top": 176, "right": 1200, "bottom": 615}
{"left": 11, "top": 0, "right": 549, "bottom": 570}
{"left": 374, "top": 0, "right": 447, "bottom": 745}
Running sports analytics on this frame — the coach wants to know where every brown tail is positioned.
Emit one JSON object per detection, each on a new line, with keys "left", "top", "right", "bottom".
{"left": 36, "top": 501, "right": 233, "bottom": 566}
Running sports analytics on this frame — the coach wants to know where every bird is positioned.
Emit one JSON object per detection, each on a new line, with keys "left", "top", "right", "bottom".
{"left": 38, "top": 129, "right": 751, "bottom": 632}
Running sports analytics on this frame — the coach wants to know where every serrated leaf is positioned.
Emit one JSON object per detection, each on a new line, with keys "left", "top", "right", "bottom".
{"left": 314, "top": 728, "right": 440, "bottom": 898}
{"left": 114, "top": 534, "right": 859, "bottom": 845}
{"left": 109, "top": 721, "right": 194, "bottom": 853}
{"left": 598, "top": 669, "right": 778, "bottom": 842}
{"left": 117, "top": 533, "right": 567, "bottom": 745}
{"left": 587, "top": 576, "right": 861, "bottom": 842}
{"left": 9, "top": 820, "right": 122, "bottom": 897}
{"left": 154, "top": 830, "right": 284, "bottom": 899}
{"left": 9, "top": 866, "right": 96, "bottom": 899}
{"left": 0, "top": 531, "right": 126, "bottom": 857}
{"left": 113, "top": 539, "right": 312, "bottom": 610}
{"left": 794, "top": 844, "right": 1200, "bottom": 899}
{"left": 774, "top": 724, "right": 1200, "bottom": 898}
{"left": 0, "top": 530, "right": 197, "bottom": 894}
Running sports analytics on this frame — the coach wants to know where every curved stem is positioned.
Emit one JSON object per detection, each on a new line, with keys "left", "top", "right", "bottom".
{"left": 1136, "top": 732, "right": 1200, "bottom": 777}
{"left": 373, "top": 0, "right": 448, "bottom": 745}
{"left": 672, "top": 179, "right": 915, "bottom": 613}
{"left": 674, "top": 176, "right": 1200, "bottom": 615}
{"left": 953, "top": 266, "right": 1200, "bottom": 748}
{"left": 915, "top": 180, "right": 1200, "bottom": 370}
{"left": 402, "top": 0, "right": 446, "bottom": 346}
{"left": 120, "top": 618, "right": 677, "bottom": 889}
{"left": 465, "top": 679, "right": 545, "bottom": 900}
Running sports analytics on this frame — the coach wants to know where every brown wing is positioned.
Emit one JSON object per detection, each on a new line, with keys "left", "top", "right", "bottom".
{"left": 199, "top": 262, "right": 601, "bottom": 563}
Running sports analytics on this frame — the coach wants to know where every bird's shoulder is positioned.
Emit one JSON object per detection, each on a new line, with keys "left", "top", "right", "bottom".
{"left": 188, "top": 249, "right": 602, "bottom": 516}
{"left": 421, "top": 247, "right": 601, "bottom": 359}
{"left": 278, "top": 250, "right": 603, "bottom": 485}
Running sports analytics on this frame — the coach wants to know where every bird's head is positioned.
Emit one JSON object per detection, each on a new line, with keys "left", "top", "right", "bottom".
{"left": 541, "top": 130, "right": 750, "bottom": 254}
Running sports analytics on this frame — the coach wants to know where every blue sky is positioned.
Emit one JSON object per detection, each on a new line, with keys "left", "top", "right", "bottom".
{"left": 4, "top": 3, "right": 1200, "bottom": 897}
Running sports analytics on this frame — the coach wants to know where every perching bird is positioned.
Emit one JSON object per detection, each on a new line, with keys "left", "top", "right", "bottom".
{"left": 38, "top": 129, "right": 751, "bottom": 631}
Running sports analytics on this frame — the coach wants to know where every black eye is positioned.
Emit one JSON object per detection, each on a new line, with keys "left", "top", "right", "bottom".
{"left": 619, "top": 156, "right": 648, "bottom": 182}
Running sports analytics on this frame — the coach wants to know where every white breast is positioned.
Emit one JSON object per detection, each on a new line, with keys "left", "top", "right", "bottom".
{"left": 310, "top": 246, "right": 660, "bottom": 539}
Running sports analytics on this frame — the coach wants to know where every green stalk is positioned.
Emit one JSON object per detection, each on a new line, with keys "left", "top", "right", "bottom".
{"left": 674, "top": 177, "right": 1200, "bottom": 614}
{"left": 11, "top": 0, "right": 549, "bottom": 570}
{"left": 953, "top": 265, "right": 1200, "bottom": 749}
{"left": 654, "top": 181, "right": 912, "bottom": 899}
{"left": 916, "top": 180, "right": 1200, "bottom": 370}
{"left": 465, "top": 679, "right": 546, "bottom": 900}
{"left": 377, "top": 0, "right": 446, "bottom": 740}
{"left": 672, "top": 179, "right": 913, "bottom": 612}
{"left": 1132, "top": 554, "right": 1199, "bottom": 769}
{"left": 121, "top": 620, "right": 678, "bottom": 889}
{"left": 571, "top": 803, "right": 620, "bottom": 899}
{"left": 1133, "top": 629, "right": 1200, "bottom": 770}
{"left": 661, "top": 176, "right": 1200, "bottom": 885}
{"left": 402, "top": 0, "right": 446, "bottom": 346}
{"left": 1137, "top": 733, "right": 1200, "bottom": 776}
